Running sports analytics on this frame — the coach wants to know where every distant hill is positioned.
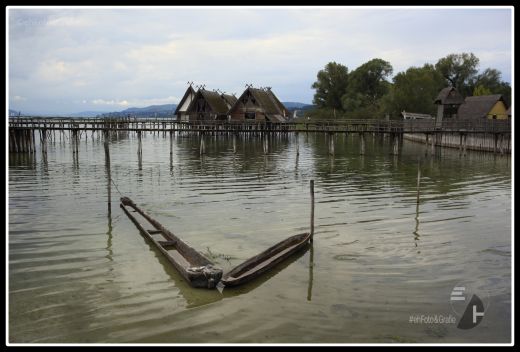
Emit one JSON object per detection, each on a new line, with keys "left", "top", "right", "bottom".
{"left": 27, "top": 101, "right": 313, "bottom": 119}
{"left": 9, "top": 109, "right": 22, "bottom": 117}
{"left": 100, "top": 104, "right": 178, "bottom": 117}
{"left": 69, "top": 111, "right": 111, "bottom": 118}
{"left": 282, "top": 102, "right": 313, "bottom": 109}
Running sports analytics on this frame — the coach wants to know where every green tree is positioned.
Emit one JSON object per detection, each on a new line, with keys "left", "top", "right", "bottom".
{"left": 434, "top": 52, "right": 479, "bottom": 96}
{"left": 472, "top": 84, "right": 492, "bottom": 96}
{"left": 381, "top": 64, "right": 445, "bottom": 117}
{"left": 470, "top": 68, "right": 511, "bottom": 105}
{"left": 311, "top": 62, "right": 349, "bottom": 110}
{"left": 471, "top": 68, "right": 502, "bottom": 92}
{"left": 341, "top": 58, "right": 393, "bottom": 118}
{"left": 495, "top": 82, "right": 511, "bottom": 106}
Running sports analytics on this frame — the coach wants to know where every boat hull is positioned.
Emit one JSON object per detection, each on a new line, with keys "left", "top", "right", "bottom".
{"left": 221, "top": 232, "right": 311, "bottom": 287}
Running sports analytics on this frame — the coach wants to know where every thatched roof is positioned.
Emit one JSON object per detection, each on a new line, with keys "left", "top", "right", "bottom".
{"left": 174, "top": 86, "right": 196, "bottom": 115}
{"left": 221, "top": 93, "right": 237, "bottom": 109}
{"left": 231, "top": 87, "right": 288, "bottom": 120}
{"left": 434, "top": 87, "right": 464, "bottom": 105}
{"left": 457, "top": 94, "right": 506, "bottom": 119}
{"left": 185, "top": 89, "right": 231, "bottom": 114}
{"left": 201, "top": 89, "right": 231, "bottom": 113}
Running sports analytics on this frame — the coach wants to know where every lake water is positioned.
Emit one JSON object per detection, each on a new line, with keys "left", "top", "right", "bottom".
{"left": 8, "top": 130, "right": 512, "bottom": 343}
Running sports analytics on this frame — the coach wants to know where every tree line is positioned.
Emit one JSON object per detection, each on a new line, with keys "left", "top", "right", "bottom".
{"left": 310, "top": 53, "right": 511, "bottom": 120}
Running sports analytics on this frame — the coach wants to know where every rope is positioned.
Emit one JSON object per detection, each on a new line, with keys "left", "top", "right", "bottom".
{"left": 110, "top": 178, "right": 124, "bottom": 197}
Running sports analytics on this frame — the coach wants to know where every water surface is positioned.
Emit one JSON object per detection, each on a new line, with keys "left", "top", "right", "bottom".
{"left": 8, "top": 131, "right": 511, "bottom": 343}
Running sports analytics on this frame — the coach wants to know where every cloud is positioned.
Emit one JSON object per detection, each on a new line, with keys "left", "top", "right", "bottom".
{"left": 46, "top": 15, "right": 92, "bottom": 27}
{"left": 7, "top": 7, "right": 512, "bottom": 114}
{"left": 12, "top": 95, "right": 27, "bottom": 101}
{"left": 92, "top": 99, "right": 129, "bottom": 106}
{"left": 91, "top": 95, "right": 179, "bottom": 107}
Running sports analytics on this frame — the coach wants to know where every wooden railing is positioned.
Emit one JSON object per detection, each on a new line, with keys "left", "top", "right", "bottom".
{"left": 8, "top": 116, "right": 511, "bottom": 134}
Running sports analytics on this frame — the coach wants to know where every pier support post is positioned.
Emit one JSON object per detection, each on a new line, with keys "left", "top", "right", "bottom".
{"left": 104, "top": 130, "right": 111, "bottom": 216}
{"left": 360, "top": 133, "right": 365, "bottom": 155}
{"left": 263, "top": 136, "right": 268, "bottom": 155}
{"left": 41, "top": 129, "right": 48, "bottom": 154}
{"left": 31, "top": 129, "right": 36, "bottom": 153}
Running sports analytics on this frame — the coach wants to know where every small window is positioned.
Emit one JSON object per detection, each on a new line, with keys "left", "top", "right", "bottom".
{"left": 245, "top": 112, "right": 255, "bottom": 120}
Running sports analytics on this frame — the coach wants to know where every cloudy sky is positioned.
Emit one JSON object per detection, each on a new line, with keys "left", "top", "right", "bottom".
{"left": 8, "top": 6, "right": 512, "bottom": 115}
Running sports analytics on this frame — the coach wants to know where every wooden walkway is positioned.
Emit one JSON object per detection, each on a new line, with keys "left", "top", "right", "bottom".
{"left": 8, "top": 117, "right": 512, "bottom": 134}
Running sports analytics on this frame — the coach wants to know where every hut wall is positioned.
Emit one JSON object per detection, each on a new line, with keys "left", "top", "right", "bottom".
{"left": 487, "top": 101, "right": 509, "bottom": 120}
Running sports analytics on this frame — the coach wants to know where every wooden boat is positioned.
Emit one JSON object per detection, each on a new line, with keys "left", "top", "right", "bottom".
{"left": 221, "top": 232, "right": 311, "bottom": 287}
{"left": 120, "top": 197, "right": 222, "bottom": 289}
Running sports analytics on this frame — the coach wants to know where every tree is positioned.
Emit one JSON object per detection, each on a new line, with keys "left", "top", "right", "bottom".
{"left": 434, "top": 53, "right": 479, "bottom": 96}
{"left": 311, "top": 62, "right": 349, "bottom": 110}
{"left": 381, "top": 64, "right": 445, "bottom": 117}
{"left": 472, "top": 84, "right": 492, "bottom": 96}
{"left": 341, "top": 58, "right": 393, "bottom": 118}
{"left": 471, "top": 68, "right": 502, "bottom": 92}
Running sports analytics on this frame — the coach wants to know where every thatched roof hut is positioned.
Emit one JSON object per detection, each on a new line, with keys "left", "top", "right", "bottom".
{"left": 457, "top": 94, "right": 509, "bottom": 120}
{"left": 185, "top": 89, "right": 237, "bottom": 120}
{"left": 434, "top": 87, "right": 464, "bottom": 105}
{"left": 229, "top": 87, "right": 288, "bottom": 122}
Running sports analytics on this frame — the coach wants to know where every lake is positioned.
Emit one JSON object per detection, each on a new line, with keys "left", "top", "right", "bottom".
{"left": 8, "top": 130, "right": 511, "bottom": 343}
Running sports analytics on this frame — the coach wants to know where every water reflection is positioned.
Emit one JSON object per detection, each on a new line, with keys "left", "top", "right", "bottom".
{"left": 307, "top": 243, "right": 314, "bottom": 301}
{"left": 139, "top": 231, "right": 311, "bottom": 308}
{"left": 8, "top": 129, "right": 511, "bottom": 343}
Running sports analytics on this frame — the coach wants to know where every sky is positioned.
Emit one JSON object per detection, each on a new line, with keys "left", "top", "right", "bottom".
{"left": 7, "top": 6, "right": 513, "bottom": 115}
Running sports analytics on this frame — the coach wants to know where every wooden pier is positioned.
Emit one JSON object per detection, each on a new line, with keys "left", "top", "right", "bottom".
{"left": 8, "top": 116, "right": 511, "bottom": 154}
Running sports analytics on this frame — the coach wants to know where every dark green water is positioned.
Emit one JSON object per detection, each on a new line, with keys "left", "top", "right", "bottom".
{"left": 8, "top": 131, "right": 511, "bottom": 343}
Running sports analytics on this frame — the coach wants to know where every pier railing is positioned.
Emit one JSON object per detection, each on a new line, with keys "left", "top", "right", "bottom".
{"left": 8, "top": 116, "right": 511, "bottom": 134}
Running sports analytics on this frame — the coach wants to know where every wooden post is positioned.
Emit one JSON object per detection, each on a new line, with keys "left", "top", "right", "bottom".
{"left": 310, "top": 180, "right": 315, "bottom": 243}
{"left": 13, "top": 130, "right": 19, "bottom": 153}
{"left": 42, "top": 129, "right": 47, "bottom": 154}
{"left": 31, "top": 129, "right": 36, "bottom": 153}
{"left": 104, "top": 130, "right": 111, "bottom": 216}
{"left": 263, "top": 136, "right": 268, "bottom": 155}
{"left": 233, "top": 134, "right": 237, "bottom": 154}
{"left": 360, "top": 132, "right": 365, "bottom": 155}
{"left": 329, "top": 133, "right": 334, "bottom": 156}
